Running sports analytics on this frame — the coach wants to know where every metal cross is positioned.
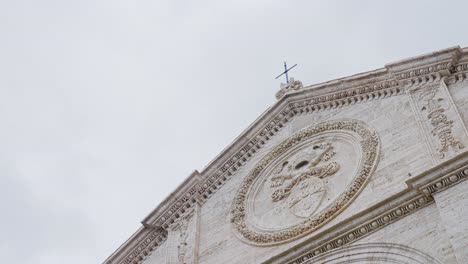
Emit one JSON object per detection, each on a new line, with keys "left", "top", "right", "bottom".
{"left": 275, "top": 62, "right": 298, "bottom": 84}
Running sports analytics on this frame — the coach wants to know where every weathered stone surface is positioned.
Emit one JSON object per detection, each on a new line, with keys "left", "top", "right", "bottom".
{"left": 433, "top": 180, "right": 468, "bottom": 263}
{"left": 104, "top": 46, "right": 468, "bottom": 264}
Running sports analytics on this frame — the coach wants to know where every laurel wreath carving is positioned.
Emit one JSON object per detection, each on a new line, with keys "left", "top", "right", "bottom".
{"left": 230, "top": 119, "right": 380, "bottom": 246}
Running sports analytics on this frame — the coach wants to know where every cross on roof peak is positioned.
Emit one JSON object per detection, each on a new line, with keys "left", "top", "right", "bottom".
{"left": 275, "top": 62, "right": 298, "bottom": 84}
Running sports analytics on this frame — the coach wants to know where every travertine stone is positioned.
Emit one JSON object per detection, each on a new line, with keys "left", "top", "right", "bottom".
{"left": 305, "top": 242, "right": 445, "bottom": 264}
{"left": 104, "top": 46, "right": 468, "bottom": 264}
{"left": 355, "top": 203, "right": 458, "bottom": 264}
{"left": 144, "top": 236, "right": 167, "bottom": 263}
{"left": 433, "top": 180, "right": 468, "bottom": 263}
{"left": 407, "top": 79, "right": 468, "bottom": 163}
{"left": 230, "top": 119, "right": 380, "bottom": 246}
{"left": 144, "top": 207, "right": 200, "bottom": 264}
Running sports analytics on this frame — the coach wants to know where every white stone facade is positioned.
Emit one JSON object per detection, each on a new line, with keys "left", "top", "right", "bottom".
{"left": 104, "top": 46, "right": 468, "bottom": 264}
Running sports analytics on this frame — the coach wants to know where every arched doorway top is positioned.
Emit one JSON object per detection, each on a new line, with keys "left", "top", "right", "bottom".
{"left": 306, "top": 242, "right": 442, "bottom": 264}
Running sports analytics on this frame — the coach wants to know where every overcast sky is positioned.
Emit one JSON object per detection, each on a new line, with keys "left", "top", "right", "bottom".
{"left": 2, "top": 1, "right": 468, "bottom": 263}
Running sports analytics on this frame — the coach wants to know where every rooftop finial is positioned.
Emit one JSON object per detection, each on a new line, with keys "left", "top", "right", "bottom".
{"left": 275, "top": 78, "right": 303, "bottom": 99}
{"left": 275, "top": 61, "right": 298, "bottom": 84}
{"left": 275, "top": 62, "right": 303, "bottom": 99}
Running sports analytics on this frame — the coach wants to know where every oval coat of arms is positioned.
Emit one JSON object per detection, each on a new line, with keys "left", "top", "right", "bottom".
{"left": 230, "top": 119, "right": 380, "bottom": 246}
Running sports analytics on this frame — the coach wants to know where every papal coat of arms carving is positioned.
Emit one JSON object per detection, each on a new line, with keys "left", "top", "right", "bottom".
{"left": 230, "top": 119, "right": 380, "bottom": 246}
{"left": 269, "top": 142, "right": 339, "bottom": 218}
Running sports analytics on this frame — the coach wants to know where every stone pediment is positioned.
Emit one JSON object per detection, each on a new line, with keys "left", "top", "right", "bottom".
{"left": 104, "top": 46, "right": 468, "bottom": 264}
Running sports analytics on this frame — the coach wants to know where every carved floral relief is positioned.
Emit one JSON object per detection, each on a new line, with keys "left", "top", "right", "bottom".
{"left": 408, "top": 81, "right": 468, "bottom": 162}
{"left": 170, "top": 209, "right": 196, "bottom": 264}
{"left": 230, "top": 119, "right": 380, "bottom": 246}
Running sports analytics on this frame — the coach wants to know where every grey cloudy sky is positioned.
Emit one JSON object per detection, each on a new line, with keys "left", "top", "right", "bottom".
{"left": 1, "top": 0, "right": 468, "bottom": 263}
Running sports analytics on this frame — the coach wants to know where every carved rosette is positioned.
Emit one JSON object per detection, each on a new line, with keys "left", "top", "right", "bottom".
{"left": 230, "top": 119, "right": 380, "bottom": 246}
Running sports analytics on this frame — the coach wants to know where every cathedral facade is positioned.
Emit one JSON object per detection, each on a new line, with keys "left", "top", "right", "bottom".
{"left": 105, "top": 46, "right": 468, "bottom": 264}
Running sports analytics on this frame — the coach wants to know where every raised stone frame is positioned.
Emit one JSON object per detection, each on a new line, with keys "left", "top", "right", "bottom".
{"left": 230, "top": 119, "right": 380, "bottom": 246}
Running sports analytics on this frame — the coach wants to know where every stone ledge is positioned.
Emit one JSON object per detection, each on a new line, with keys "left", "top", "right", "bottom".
{"left": 264, "top": 152, "right": 468, "bottom": 264}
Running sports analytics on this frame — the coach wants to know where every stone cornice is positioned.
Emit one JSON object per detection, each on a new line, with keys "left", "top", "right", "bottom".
{"left": 386, "top": 46, "right": 460, "bottom": 80}
{"left": 264, "top": 152, "right": 468, "bottom": 264}
{"left": 104, "top": 45, "right": 468, "bottom": 264}
{"left": 142, "top": 170, "right": 201, "bottom": 228}
{"left": 408, "top": 152, "right": 468, "bottom": 196}
{"left": 103, "top": 227, "right": 167, "bottom": 264}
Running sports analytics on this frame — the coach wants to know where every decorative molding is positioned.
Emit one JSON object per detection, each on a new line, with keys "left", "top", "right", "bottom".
{"left": 120, "top": 227, "right": 168, "bottom": 264}
{"left": 142, "top": 170, "right": 201, "bottom": 229}
{"left": 407, "top": 79, "right": 468, "bottom": 163}
{"left": 386, "top": 46, "right": 460, "bottom": 85}
{"left": 170, "top": 209, "right": 195, "bottom": 264}
{"left": 394, "top": 60, "right": 453, "bottom": 81}
{"left": 408, "top": 152, "right": 468, "bottom": 196}
{"left": 289, "top": 79, "right": 401, "bottom": 115}
{"left": 104, "top": 46, "right": 468, "bottom": 264}
{"left": 285, "top": 195, "right": 433, "bottom": 264}
{"left": 263, "top": 152, "right": 468, "bottom": 264}
{"left": 230, "top": 119, "right": 380, "bottom": 246}
{"left": 451, "top": 61, "right": 468, "bottom": 74}
{"left": 420, "top": 163, "right": 468, "bottom": 197}
{"left": 302, "top": 242, "right": 442, "bottom": 264}
{"left": 446, "top": 61, "right": 468, "bottom": 84}
{"left": 145, "top": 79, "right": 404, "bottom": 234}
{"left": 276, "top": 78, "right": 304, "bottom": 99}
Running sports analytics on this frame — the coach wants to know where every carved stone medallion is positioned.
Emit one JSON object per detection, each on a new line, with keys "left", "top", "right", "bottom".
{"left": 230, "top": 119, "right": 380, "bottom": 246}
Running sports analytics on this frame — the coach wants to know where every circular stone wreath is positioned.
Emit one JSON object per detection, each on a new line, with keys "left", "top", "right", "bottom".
{"left": 230, "top": 119, "right": 380, "bottom": 246}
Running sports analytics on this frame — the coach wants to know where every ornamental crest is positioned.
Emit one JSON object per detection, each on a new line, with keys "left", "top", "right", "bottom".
{"left": 230, "top": 119, "right": 380, "bottom": 246}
